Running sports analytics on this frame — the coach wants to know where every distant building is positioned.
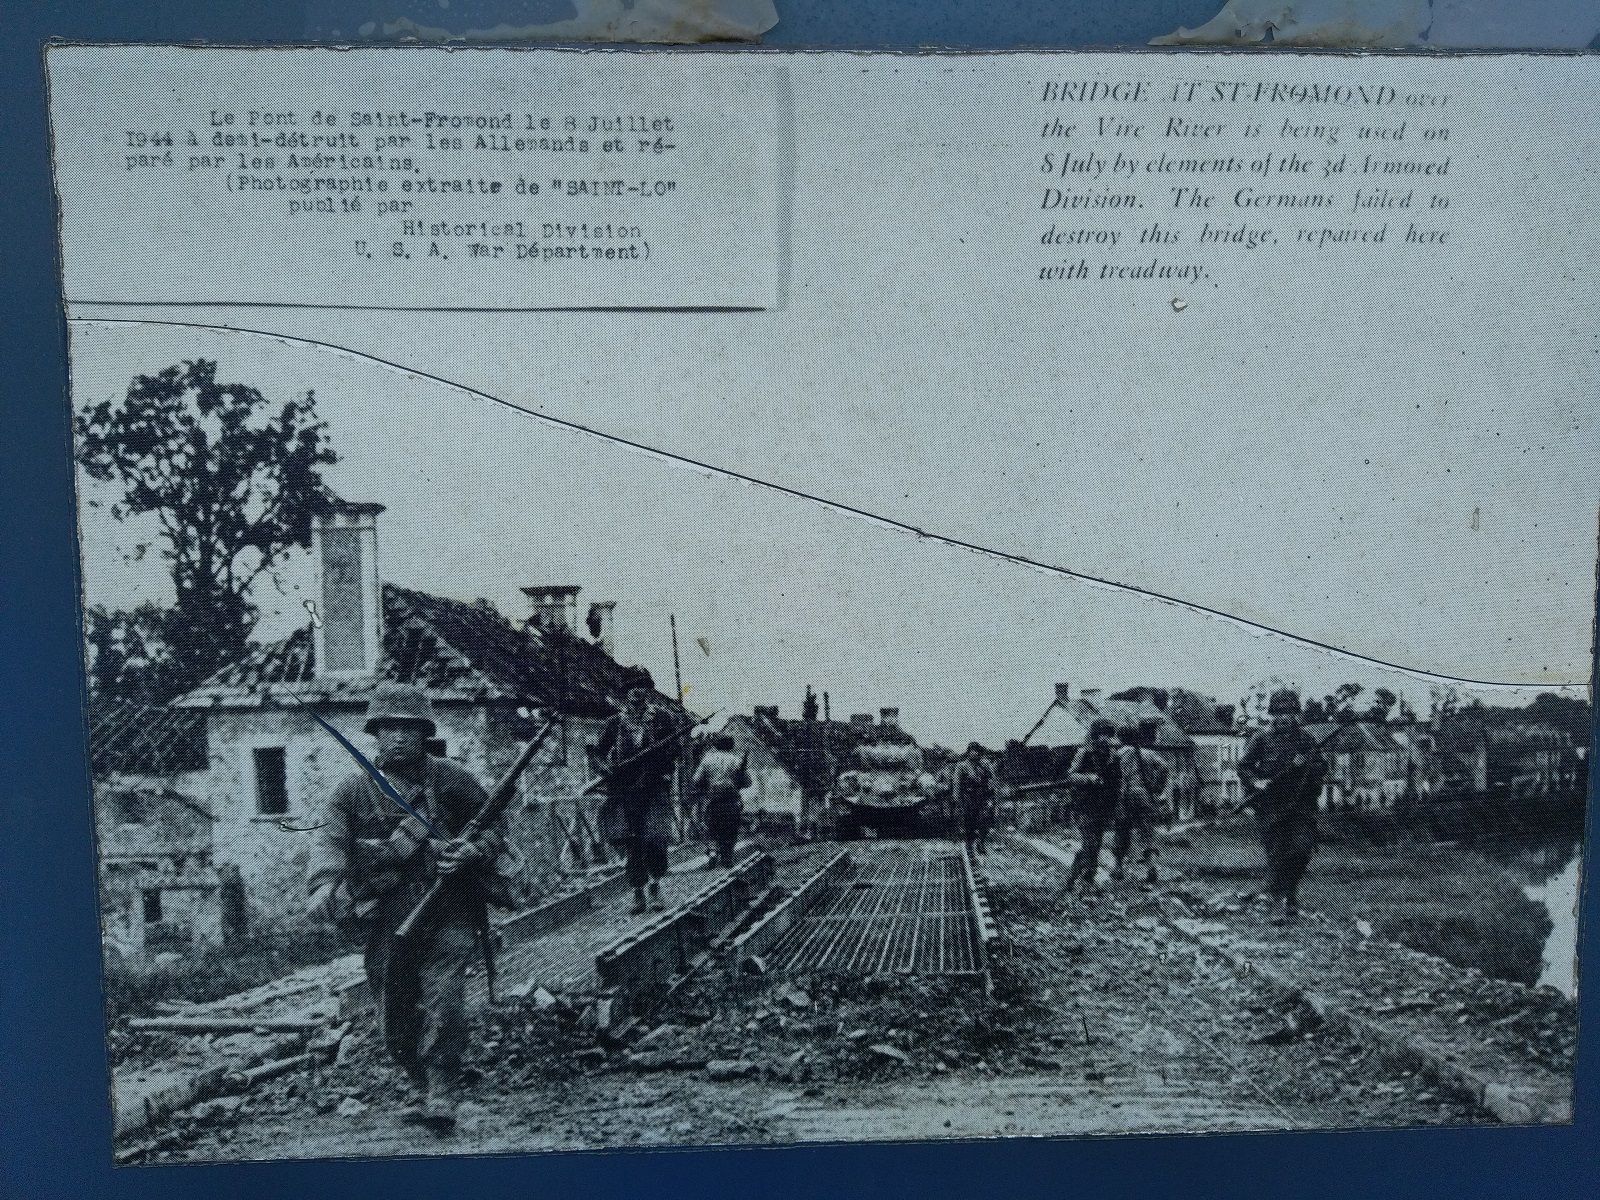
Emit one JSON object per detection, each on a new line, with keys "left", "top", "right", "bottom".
{"left": 1486, "top": 723, "right": 1578, "bottom": 796}
{"left": 1304, "top": 721, "right": 1409, "bottom": 810}
{"left": 1140, "top": 688, "right": 1245, "bottom": 817}
{"left": 169, "top": 494, "right": 667, "bottom": 923}
{"left": 1017, "top": 684, "right": 1201, "bottom": 818}
{"left": 1434, "top": 715, "right": 1490, "bottom": 795}
{"left": 720, "top": 702, "right": 904, "bottom": 822}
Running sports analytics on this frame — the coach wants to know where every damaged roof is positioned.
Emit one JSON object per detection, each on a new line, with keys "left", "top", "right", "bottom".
{"left": 726, "top": 711, "right": 892, "bottom": 783}
{"left": 174, "top": 583, "right": 653, "bottom": 718}
{"left": 88, "top": 699, "right": 209, "bottom": 777}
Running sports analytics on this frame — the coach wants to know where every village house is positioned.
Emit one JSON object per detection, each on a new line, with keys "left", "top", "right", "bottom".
{"left": 719, "top": 701, "right": 905, "bottom": 828}
{"left": 1485, "top": 722, "right": 1580, "bottom": 796}
{"left": 1304, "top": 720, "right": 1410, "bottom": 810}
{"left": 87, "top": 699, "right": 232, "bottom": 960}
{"left": 1014, "top": 684, "right": 1202, "bottom": 818}
{"left": 169, "top": 496, "right": 671, "bottom": 925}
{"left": 1115, "top": 687, "right": 1244, "bottom": 817}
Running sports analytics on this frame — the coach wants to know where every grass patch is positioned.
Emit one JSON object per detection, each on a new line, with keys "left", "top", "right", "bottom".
{"left": 1160, "top": 817, "right": 1556, "bottom": 985}
{"left": 103, "top": 923, "right": 351, "bottom": 1024}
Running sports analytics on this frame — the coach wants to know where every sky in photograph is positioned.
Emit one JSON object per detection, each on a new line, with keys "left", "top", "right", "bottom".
{"left": 69, "top": 321, "right": 1587, "bottom": 748}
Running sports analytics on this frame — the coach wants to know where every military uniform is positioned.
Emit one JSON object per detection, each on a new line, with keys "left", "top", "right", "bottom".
{"left": 1065, "top": 735, "right": 1122, "bottom": 888}
{"left": 1237, "top": 708, "right": 1327, "bottom": 909}
{"left": 594, "top": 702, "right": 678, "bottom": 907}
{"left": 1113, "top": 741, "right": 1168, "bottom": 880}
{"left": 307, "top": 744, "right": 509, "bottom": 1096}
{"left": 952, "top": 751, "right": 997, "bottom": 856}
{"left": 692, "top": 747, "right": 751, "bottom": 868}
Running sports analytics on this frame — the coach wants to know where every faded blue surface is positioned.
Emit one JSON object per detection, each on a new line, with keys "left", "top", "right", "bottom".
{"left": 1, "top": 2, "right": 1595, "bottom": 1198}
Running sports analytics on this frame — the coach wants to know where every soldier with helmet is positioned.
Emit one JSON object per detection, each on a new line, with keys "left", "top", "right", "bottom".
{"left": 1064, "top": 718, "right": 1123, "bottom": 890}
{"left": 592, "top": 687, "right": 679, "bottom": 914}
{"left": 306, "top": 682, "right": 513, "bottom": 1134}
{"left": 952, "top": 741, "right": 998, "bottom": 857}
{"left": 1112, "top": 718, "right": 1169, "bottom": 884}
{"left": 1236, "top": 687, "right": 1328, "bottom": 917}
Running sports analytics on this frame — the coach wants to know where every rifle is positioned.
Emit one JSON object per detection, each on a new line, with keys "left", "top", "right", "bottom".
{"left": 578, "top": 710, "right": 720, "bottom": 797}
{"left": 1229, "top": 744, "right": 1321, "bottom": 817}
{"left": 393, "top": 717, "right": 556, "bottom": 943}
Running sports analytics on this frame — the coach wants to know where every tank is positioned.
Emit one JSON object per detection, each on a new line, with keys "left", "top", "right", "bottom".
{"left": 830, "top": 743, "right": 940, "bottom": 837}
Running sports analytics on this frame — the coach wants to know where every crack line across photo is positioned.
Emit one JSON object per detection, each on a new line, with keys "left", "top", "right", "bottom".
{"left": 67, "top": 316, "right": 1592, "bottom": 693}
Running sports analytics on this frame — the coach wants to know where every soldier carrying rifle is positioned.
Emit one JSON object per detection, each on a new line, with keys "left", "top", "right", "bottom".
{"left": 1236, "top": 687, "right": 1328, "bottom": 919}
{"left": 592, "top": 687, "right": 680, "bottom": 914}
{"left": 306, "top": 683, "right": 520, "bottom": 1134}
{"left": 1063, "top": 718, "right": 1122, "bottom": 890}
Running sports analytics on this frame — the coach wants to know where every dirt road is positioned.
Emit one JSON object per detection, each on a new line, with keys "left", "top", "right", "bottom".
{"left": 120, "top": 834, "right": 1571, "bottom": 1164}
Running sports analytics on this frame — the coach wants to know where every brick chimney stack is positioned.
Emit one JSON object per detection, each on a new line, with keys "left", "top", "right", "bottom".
{"left": 879, "top": 707, "right": 900, "bottom": 728}
{"left": 522, "top": 586, "right": 581, "bottom": 635}
{"left": 1055, "top": 682, "right": 1071, "bottom": 705}
{"left": 311, "top": 496, "right": 385, "bottom": 678}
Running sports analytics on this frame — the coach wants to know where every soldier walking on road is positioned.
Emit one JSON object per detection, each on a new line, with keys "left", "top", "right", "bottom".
{"left": 1064, "top": 719, "right": 1122, "bottom": 890}
{"left": 593, "top": 687, "right": 679, "bottom": 914}
{"left": 1112, "top": 719, "right": 1169, "bottom": 884}
{"left": 306, "top": 683, "right": 515, "bottom": 1135}
{"left": 952, "top": 742, "right": 997, "bottom": 857}
{"left": 692, "top": 733, "right": 751, "bottom": 869}
{"left": 1236, "top": 688, "right": 1328, "bottom": 918}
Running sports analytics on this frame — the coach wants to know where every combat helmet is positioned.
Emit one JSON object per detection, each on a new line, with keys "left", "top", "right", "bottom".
{"left": 363, "top": 681, "right": 437, "bottom": 736}
{"left": 1267, "top": 688, "right": 1302, "bottom": 716}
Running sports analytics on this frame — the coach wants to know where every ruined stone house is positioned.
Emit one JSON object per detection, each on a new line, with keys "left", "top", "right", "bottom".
{"left": 168, "top": 497, "right": 667, "bottom": 924}
{"left": 87, "top": 699, "right": 226, "bottom": 959}
{"left": 718, "top": 703, "right": 902, "bottom": 823}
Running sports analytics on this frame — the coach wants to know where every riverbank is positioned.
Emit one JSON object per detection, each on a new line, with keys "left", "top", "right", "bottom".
{"left": 1155, "top": 815, "right": 1569, "bottom": 987}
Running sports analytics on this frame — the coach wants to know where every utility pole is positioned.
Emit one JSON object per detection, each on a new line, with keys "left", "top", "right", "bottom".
{"left": 669, "top": 613, "right": 685, "bottom": 704}
{"left": 669, "top": 613, "right": 688, "bottom": 842}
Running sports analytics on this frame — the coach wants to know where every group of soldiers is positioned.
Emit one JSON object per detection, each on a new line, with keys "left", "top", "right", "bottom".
{"left": 951, "top": 688, "right": 1328, "bottom": 913}
{"left": 301, "top": 680, "right": 1326, "bottom": 1135}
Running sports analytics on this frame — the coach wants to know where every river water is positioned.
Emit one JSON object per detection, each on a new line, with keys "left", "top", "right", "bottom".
{"left": 1523, "top": 852, "right": 1582, "bottom": 998}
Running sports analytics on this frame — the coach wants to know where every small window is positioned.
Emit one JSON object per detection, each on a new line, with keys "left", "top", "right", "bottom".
{"left": 253, "top": 746, "right": 289, "bottom": 815}
{"left": 142, "top": 889, "right": 163, "bottom": 923}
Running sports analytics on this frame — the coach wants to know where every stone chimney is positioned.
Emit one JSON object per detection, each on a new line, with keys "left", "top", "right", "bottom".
{"left": 1054, "top": 682, "right": 1071, "bottom": 705}
{"left": 585, "top": 601, "right": 616, "bottom": 657}
{"left": 312, "top": 496, "right": 385, "bottom": 678}
{"left": 522, "top": 586, "right": 581, "bottom": 635}
{"left": 849, "top": 713, "right": 874, "bottom": 729}
{"left": 879, "top": 707, "right": 900, "bottom": 728}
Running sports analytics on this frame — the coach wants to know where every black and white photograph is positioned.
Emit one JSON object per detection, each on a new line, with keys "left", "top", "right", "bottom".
{"left": 47, "top": 45, "right": 1595, "bottom": 1164}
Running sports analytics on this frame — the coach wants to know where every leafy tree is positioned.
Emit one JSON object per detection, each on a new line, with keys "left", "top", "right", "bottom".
{"left": 76, "top": 359, "right": 337, "bottom": 700}
{"left": 1323, "top": 682, "right": 1364, "bottom": 724}
{"left": 84, "top": 603, "right": 187, "bottom": 707}
{"left": 1519, "top": 693, "right": 1590, "bottom": 743}
{"left": 1363, "top": 687, "right": 1398, "bottom": 724}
